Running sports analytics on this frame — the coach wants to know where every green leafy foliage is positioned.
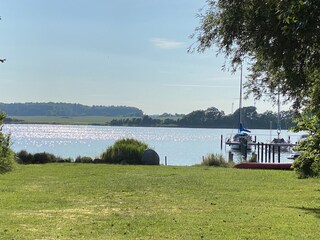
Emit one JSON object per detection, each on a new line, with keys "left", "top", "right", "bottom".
{"left": 191, "top": 0, "right": 320, "bottom": 109}
{"left": 0, "top": 112, "right": 15, "bottom": 173}
{"left": 101, "top": 138, "right": 149, "bottom": 165}
{"left": 0, "top": 148, "right": 15, "bottom": 174}
{"left": 75, "top": 156, "right": 93, "bottom": 163}
{"left": 293, "top": 113, "right": 320, "bottom": 178}
{"left": 291, "top": 69, "right": 320, "bottom": 178}
{"left": 16, "top": 150, "right": 71, "bottom": 164}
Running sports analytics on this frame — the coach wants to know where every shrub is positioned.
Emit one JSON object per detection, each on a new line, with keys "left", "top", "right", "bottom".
{"left": 292, "top": 151, "right": 320, "bottom": 178}
{"left": 16, "top": 150, "right": 33, "bottom": 164}
{"left": 75, "top": 156, "right": 93, "bottom": 163}
{"left": 93, "top": 158, "right": 104, "bottom": 164}
{"left": 292, "top": 110, "right": 320, "bottom": 178}
{"left": 201, "top": 154, "right": 231, "bottom": 167}
{"left": 101, "top": 138, "right": 149, "bottom": 165}
{"left": 57, "top": 157, "right": 72, "bottom": 163}
{"left": 0, "top": 148, "right": 15, "bottom": 174}
{"left": 0, "top": 112, "right": 15, "bottom": 173}
{"left": 33, "top": 152, "right": 57, "bottom": 164}
{"left": 16, "top": 150, "right": 70, "bottom": 164}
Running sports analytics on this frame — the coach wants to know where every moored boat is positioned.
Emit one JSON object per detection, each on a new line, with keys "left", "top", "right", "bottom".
{"left": 225, "top": 65, "right": 252, "bottom": 151}
{"left": 226, "top": 124, "right": 252, "bottom": 150}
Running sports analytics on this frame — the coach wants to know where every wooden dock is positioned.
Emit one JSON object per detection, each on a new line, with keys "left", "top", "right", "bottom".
{"left": 224, "top": 137, "right": 297, "bottom": 163}
{"left": 225, "top": 141, "right": 296, "bottom": 148}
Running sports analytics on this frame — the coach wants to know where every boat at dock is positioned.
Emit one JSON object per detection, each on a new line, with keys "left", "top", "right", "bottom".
{"left": 225, "top": 124, "right": 252, "bottom": 151}
{"left": 270, "top": 89, "right": 290, "bottom": 151}
{"left": 225, "top": 65, "right": 252, "bottom": 151}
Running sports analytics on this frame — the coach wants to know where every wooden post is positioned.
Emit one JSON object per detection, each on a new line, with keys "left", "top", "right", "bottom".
{"left": 221, "top": 135, "right": 223, "bottom": 150}
{"left": 165, "top": 156, "right": 167, "bottom": 166}
{"left": 278, "top": 146, "right": 281, "bottom": 163}
{"left": 244, "top": 144, "right": 248, "bottom": 161}
{"left": 268, "top": 144, "right": 271, "bottom": 163}
{"left": 228, "top": 151, "right": 234, "bottom": 162}
{"left": 254, "top": 136, "right": 257, "bottom": 150}
{"left": 265, "top": 144, "right": 268, "bottom": 163}
{"left": 240, "top": 138, "right": 248, "bottom": 160}
{"left": 272, "top": 145, "right": 275, "bottom": 163}
{"left": 261, "top": 143, "right": 264, "bottom": 163}
{"left": 257, "top": 142, "right": 260, "bottom": 162}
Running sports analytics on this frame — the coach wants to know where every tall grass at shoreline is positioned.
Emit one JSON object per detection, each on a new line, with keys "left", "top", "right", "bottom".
{"left": 0, "top": 164, "right": 319, "bottom": 239}
{"left": 200, "top": 153, "right": 232, "bottom": 167}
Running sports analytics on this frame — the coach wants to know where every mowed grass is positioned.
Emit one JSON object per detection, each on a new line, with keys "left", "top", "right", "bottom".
{"left": 0, "top": 164, "right": 319, "bottom": 239}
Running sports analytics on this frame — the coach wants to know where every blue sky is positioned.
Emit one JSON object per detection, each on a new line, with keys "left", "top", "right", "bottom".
{"left": 0, "top": 0, "right": 278, "bottom": 115}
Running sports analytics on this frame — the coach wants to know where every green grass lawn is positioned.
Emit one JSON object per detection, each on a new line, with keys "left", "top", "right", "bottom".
{"left": 0, "top": 164, "right": 319, "bottom": 239}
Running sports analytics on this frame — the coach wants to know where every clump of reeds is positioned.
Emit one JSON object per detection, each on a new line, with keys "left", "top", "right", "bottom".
{"left": 201, "top": 153, "right": 232, "bottom": 167}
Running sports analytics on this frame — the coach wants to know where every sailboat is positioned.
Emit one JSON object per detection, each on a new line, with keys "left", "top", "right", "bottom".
{"left": 270, "top": 90, "right": 289, "bottom": 151}
{"left": 226, "top": 65, "right": 252, "bottom": 151}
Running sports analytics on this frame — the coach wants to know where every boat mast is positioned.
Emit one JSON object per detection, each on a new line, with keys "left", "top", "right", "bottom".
{"left": 277, "top": 88, "right": 281, "bottom": 139}
{"left": 238, "top": 64, "right": 243, "bottom": 132}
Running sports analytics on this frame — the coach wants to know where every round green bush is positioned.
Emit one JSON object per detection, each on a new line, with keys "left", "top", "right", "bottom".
{"left": 101, "top": 138, "right": 149, "bottom": 165}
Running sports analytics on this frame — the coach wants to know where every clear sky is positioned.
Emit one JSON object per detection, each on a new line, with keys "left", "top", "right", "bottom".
{"left": 0, "top": 0, "right": 279, "bottom": 115}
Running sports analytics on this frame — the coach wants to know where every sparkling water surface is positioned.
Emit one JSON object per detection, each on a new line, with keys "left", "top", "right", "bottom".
{"left": 3, "top": 124, "right": 304, "bottom": 166}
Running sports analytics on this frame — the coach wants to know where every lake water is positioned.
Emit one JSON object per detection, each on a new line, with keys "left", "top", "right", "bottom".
{"left": 3, "top": 124, "right": 304, "bottom": 166}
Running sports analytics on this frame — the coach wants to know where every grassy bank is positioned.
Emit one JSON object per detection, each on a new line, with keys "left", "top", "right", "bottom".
{"left": 0, "top": 164, "right": 319, "bottom": 239}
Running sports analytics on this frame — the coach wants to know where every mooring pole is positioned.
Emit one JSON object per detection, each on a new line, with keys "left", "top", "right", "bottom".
{"left": 272, "top": 145, "right": 275, "bottom": 163}
{"left": 268, "top": 144, "right": 271, "bottom": 163}
{"left": 257, "top": 142, "right": 260, "bottom": 162}
{"left": 265, "top": 144, "right": 268, "bottom": 163}
{"left": 261, "top": 143, "right": 264, "bottom": 163}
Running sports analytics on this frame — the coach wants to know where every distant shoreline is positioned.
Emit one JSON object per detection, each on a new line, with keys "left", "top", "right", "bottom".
{"left": 1, "top": 102, "right": 296, "bottom": 129}
{"left": 4, "top": 115, "right": 290, "bottom": 130}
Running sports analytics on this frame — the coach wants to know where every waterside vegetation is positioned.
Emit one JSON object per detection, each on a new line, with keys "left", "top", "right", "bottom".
{"left": 0, "top": 113, "right": 15, "bottom": 173}
{"left": 200, "top": 153, "right": 233, "bottom": 167}
{"left": 15, "top": 138, "right": 155, "bottom": 166}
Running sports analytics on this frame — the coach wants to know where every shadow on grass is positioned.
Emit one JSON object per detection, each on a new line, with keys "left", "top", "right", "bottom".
{"left": 291, "top": 207, "right": 320, "bottom": 219}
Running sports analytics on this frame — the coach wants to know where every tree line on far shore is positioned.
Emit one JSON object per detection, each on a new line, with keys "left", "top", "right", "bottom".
{"left": 0, "top": 102, "right": 295, "bottom": 129}
{"left": 110, "top": 106, "right": 295, "bottom": 129}
{"left": 0, "top": 102, "right": 143, "bottom": 117}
